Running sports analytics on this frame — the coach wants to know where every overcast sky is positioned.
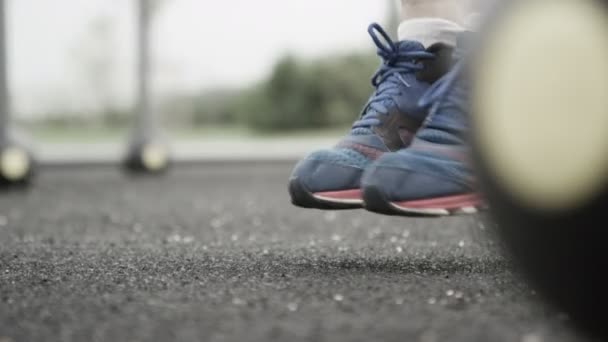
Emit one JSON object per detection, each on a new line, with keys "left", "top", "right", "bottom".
{"left": 7, "top": 0, "right": 392, "bottom": 117}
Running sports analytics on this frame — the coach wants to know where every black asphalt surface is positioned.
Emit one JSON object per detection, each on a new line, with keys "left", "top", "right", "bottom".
{"left": 0, "top": 163, "right": 591, "bottom": 342}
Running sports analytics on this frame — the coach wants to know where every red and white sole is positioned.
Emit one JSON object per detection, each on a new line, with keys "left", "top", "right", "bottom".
{"left": 312, "top": 189, "right": 364, "bottom": 206}
{"left": 389, "top": 193, "right": 485, "bottom": 216}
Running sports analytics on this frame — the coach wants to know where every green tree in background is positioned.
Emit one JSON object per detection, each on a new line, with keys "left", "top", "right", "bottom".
{"left": 228, "top": 53, "right": 377, "bottom": 132}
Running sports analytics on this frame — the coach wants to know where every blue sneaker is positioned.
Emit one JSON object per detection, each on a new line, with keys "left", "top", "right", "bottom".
{"left": 362, "top": 40, "right": 483, "bottom": 216}
{"left": 289, "top": 23, "right": 454, "bottom": 209}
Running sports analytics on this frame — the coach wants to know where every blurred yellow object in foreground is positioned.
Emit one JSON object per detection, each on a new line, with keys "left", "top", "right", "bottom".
{"left": 473, "top": 0, "right": 608, "bottom": 211}
{"left": 0, "top": 146, "right": 30, "bottom": 181}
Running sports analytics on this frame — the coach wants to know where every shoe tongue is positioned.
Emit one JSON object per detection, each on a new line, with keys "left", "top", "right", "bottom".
{"left": 395, "top": 40, "right": 426, "bottom": 54}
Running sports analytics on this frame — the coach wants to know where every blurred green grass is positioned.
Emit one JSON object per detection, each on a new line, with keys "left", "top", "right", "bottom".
{"left": 27, "top": 124, "right": 348, "bottom": 143}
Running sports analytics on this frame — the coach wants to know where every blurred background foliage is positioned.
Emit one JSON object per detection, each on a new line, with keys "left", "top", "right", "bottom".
{"left": 183, "top": 53, "right": 377, "bottom": 132}
{"left": 25, "top": 52, "right": 379, "bottom": 135}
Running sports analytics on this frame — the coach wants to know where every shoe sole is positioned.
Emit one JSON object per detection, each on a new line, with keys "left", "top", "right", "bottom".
{"left": 288, "top": 177, "right": 363, "bottom": 210}
{"left": 363, "top": 185, "right": 484, "bottom": 217}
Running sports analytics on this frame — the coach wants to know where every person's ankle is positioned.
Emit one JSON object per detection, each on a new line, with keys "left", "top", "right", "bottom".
{"left": 398, "top": 17, "right": 464, "bottom": 48}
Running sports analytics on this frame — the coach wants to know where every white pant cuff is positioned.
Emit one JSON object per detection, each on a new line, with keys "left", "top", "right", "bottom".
{"left": 398, "top": 18, "right": 465, "bottom": 48}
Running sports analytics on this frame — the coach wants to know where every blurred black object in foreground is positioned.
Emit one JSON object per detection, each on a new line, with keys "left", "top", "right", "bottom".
{"left": 470, "top": 0, "right": 608, "bottom": 339}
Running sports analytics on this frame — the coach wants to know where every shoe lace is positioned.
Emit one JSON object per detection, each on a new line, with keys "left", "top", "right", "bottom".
{"left": 352, "top": 23, "right": 434, "bottom": 130}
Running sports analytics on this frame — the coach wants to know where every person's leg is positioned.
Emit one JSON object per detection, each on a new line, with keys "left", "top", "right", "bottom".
{"left": 398, "top": 0, "right": 479, "bottom": 47}
{"left": 359, "top": 3, "right": 484, "bottom": 216}
{"left": 288, "top": 16, "right": 457, "bottom": 209}
{"left": 288, "top": 0, "right": 481, "bottom": 210}
{"left": 361, "top": 33, "right": 482, "bottom": 217}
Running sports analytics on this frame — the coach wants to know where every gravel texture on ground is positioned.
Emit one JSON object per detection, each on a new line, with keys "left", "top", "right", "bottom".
{"left": 0, "top": 163, "right": 590, "bottom": 342}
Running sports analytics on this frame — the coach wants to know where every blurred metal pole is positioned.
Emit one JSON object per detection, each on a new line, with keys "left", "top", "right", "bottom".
{"left": 385, "top": 0, "right": 400, "bottom": 40}
{"left": 125, "top": 0, "right": 169, "bottom": 173}
{"left": 0, "top": 0, "right": 9, "bottom": 143}
{"left": 0, "top": 0, "right": 33, "bottom": 187}
{"left": 135, "top": 0, "right": 152, "bottom": 136}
